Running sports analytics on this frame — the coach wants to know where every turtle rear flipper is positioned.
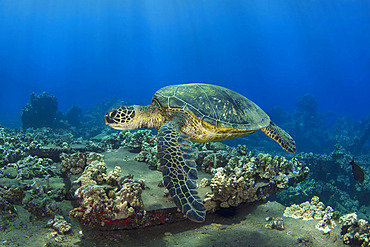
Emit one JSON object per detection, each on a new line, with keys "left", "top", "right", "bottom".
{"left": 157, "top": 119, "right": 206, "bottom": 223}
{"left": 261, "top": 122, "right": 296, "bottom": 153}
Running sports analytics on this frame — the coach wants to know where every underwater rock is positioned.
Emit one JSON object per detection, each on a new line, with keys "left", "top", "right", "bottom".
{"left": 0, "top": 185, "right": 24, "bottom": 215}
{"left": 0, "top": 196, "right": 16, "bottom": 214}
{"left": 296, "top": 94, "right": 318, "bottom": 116}
{"left": 265, "top": 217, "right": 285, "bottom": 231}
{"left": 2, "top": 165, "right": 18, "bottom": 178}
{"left": 203, "top": 142, "right": 227, "bottom": 152}
{"left": 101, "top": 131, "right": 127, "bottom": 150}
{"left": 64, "top": 104, "right": 83, "bottom": 127}
{"left": 0, "top": 128, "right": 26, "bottom": 166}
{"left": 340, "top": 212, "right": 370, "bottom": 246}
{"left": 47, "top": 215, "right": 72, "bottom": 234}
{"left": 0, "top": 185, "right": 25, "bottom": 205}
{"left": 23, "top": 194, "right": 59, "bottom": 217}
{"left": 350, "top": 114, "right": 370, "bottom": 155}
{"left": 21, "top": 92, "right": 58, "bottom": 129}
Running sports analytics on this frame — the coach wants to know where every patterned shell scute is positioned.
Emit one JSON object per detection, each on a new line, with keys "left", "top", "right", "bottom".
{"left": 154, "top": 83, "right": 271, "bottom": 130}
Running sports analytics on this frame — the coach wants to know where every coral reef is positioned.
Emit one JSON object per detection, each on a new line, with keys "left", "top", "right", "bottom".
{"left": 101, "top": 129, "right": 156, "bottom": 153}
{"left": 340, "top": 212, "right": 370, "bottom": 246}
{"left": 123, "top": 130, "right": 156, "bottom": 153}
{"left": 70, "top": 158, "right": 145, "bottom": 228}
{"left": 0, "top": 185, "right": 24, "bottom": 215}
{"left": 73, "top": 160, "right": 108, "bottom": 186}
{"left": 284, "top": 196, "right": 336, "bottom": 233}
{"left": 284, "top": 196, "right": 329, "bottom": 220}
{"left": 315, "top": 211, "right": 337, "bottom": 234}
{"left": 0, "top": 186, "right": 25, "bottom": 205}
{"left": 277, "top": 145, "right": 370, "bottom": 220}
{"left": 60, "top": 152, "right": 104, "bottom": 175}
{"left": 21, "top": 92, "right": 58, "bottom": 129}
{"left": 47, "top": 215, "right": 72, "bottom": 234}
{"left": 2, "top": 93, "right": 369, "bottom": 235}
{"left": 135, "top": 141, "right": 158, "bottom": 169}
{"left": 113, "top": 182, "right": 143, "bottom": 219}
{"left": 1, "top": 155, "right": 58, "bottom": 180}
{"left": 199, "top": 145, "right": 309, "bottom": 209}
{"left": 101, "top": 129, "right": 159, "bottom": 169}
{"left": 23, "top": 193, "right": 59, "bottom": 217}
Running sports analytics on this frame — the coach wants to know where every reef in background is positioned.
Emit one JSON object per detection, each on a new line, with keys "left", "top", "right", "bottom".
{"left": 0, "top": 124, "right": 307, "bottom": 231}
{"left": 277, "top": 145, "right": 370, "bottom": 221}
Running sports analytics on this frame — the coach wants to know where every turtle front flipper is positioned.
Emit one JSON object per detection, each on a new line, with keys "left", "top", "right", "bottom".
{"left": 157, "top": 119, "right": 206, "bottom": 223}
{"left": 261, "top": 122, "right": 296, "bottom": 153}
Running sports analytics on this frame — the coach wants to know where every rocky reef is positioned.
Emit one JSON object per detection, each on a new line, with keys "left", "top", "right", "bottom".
{"left": 47, "top": 215, "right": 72, "bottom": 234}
{"left": 277, "top": 145, "right": 370, "bottom": 220}
{"left": 284, "top": 196, "right": 336, "bottom": 234}
{"left": 283, "top": 197, "right": 370, "bottom": 246}
{"left": 201, "top": 151, "right": 308, "bottom": 210}
{"left": 264, "top": 95, "right": 370, "bottom": 155}
{"left": 70, "top": 159, "right": 146, "bottom": 228}
{"left": 1, "top": 120, "right": 309, "bottom": 231}
{"left": 340, "top": 212, "right": 370, "bottom": 247}
{"left": 60, "top": 152, "right": 104, "bottom": 175}
{"left": 2, "top": 93, "right": 369, "bottom": 235}
{"left": 21, "top": 92, "right": 58, "bottom": 129}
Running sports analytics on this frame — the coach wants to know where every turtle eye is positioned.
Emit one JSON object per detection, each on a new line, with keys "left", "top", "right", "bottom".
{"left": 105, "top": 110, "right": 118, "bottom": 124}
{"left": 109, "top": 110, "right": 117, "bottom": 119}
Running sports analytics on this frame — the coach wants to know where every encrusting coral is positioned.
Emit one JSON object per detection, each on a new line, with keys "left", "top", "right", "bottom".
{"left": 284, "top": 196, "right": 336, "bottom": 234}
{"left": 47, "top": 215, "right": 72, "bottom": 234}
{"left": 60, "top": 152, "right": 104, "bottom": 175}
{"left": 340, "top": 212, "right": 370, "bottom": 247}
{"left": 70, "top": 158, "right": 145, "bottom": 228}
{"left": 113, "top": 182, "right": 143, "bottom": 220}
{"left": 201, "top": 147, "right": 309, "bottom": 209}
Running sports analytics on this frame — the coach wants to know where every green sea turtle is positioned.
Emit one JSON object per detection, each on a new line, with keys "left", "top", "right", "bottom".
{"left": 104, "top": 83, "right": 296, "bottom": 223}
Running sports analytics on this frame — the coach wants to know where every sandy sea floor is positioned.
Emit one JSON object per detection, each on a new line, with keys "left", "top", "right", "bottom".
{"left": 0, "top": 199, "right": 347, "bottom": 247}
{"left": 0, "top": 149, "right": 349, "bottom": 247}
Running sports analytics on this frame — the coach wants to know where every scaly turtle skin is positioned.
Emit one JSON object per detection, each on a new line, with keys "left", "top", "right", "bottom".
{"left": 104, "top": 83, "right": 296, "bottom": 223}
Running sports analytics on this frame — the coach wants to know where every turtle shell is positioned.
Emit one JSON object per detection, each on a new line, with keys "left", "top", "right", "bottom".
{"left": 153, "top": 83, "right": 270, "bottom": 130}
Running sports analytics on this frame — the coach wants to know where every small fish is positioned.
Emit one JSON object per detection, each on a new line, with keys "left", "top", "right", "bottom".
{"left": 349, "top": 158, "right": 365, "bottom": 183}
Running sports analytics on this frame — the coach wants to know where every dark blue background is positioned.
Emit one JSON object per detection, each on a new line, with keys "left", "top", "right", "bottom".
{"left": 1, "top": 0, "right": 369, "bottom": 126}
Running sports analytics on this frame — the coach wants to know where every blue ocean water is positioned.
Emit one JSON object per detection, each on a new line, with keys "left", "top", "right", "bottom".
{"left": 0, "top": 0, "right": 369, "bottom": 126}
{"left": 1, "top": 2, "right": 370, "bottom": 245}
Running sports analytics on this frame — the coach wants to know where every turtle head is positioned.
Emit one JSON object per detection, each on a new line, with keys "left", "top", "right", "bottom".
{"left": 104, "top": 106, "right": 140, "bottom": 130}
